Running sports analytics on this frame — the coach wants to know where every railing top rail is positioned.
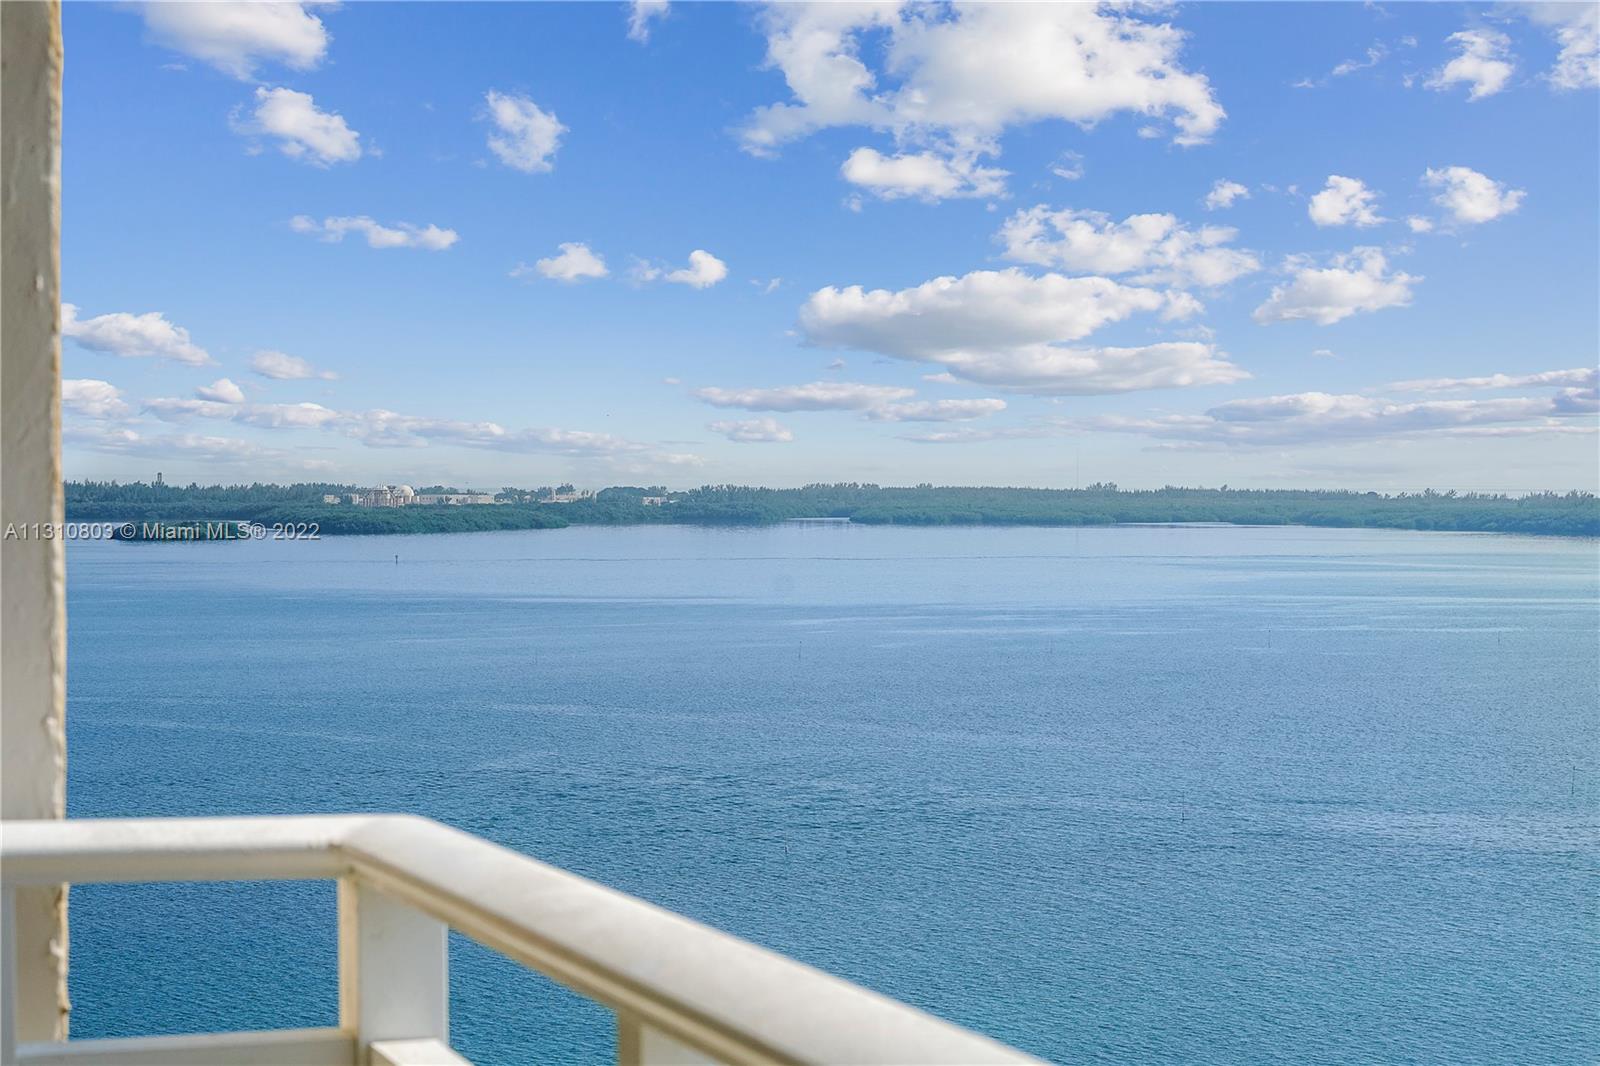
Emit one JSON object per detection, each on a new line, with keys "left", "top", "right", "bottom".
{"left": 0, "top": 816, "right": 1042, "bottom": 1066}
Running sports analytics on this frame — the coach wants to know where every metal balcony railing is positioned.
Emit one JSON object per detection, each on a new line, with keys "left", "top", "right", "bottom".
{"left": 1, "top": 815, "right": 1040, "bottom": 1066}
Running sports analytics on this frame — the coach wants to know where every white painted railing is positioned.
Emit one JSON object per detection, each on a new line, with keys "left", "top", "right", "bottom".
{"left": 0, "top": 815, "right": 1040, "bottom": 1066}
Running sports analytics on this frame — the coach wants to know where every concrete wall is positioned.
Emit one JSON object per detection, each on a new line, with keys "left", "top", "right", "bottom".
{"left": 2, "top": 0, "right": 70, "bottom": 1042}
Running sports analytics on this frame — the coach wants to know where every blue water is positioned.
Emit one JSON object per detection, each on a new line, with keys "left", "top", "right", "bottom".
{"left": 64, "top": 524, "right": 1599, "bottom": 1063}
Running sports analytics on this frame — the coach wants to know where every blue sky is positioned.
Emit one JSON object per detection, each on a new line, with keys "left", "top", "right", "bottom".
{"left": 60, "top": 1, "right": 1599, "bottom": 491}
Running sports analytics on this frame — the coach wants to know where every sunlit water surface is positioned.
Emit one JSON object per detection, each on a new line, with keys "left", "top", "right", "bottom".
{"left": 65, "top": 524, "right": 1599, "bottom": 1063}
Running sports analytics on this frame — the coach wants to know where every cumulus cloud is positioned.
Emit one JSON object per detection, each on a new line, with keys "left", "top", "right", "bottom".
{"left": 61, "top": 379, "right": 131, "bottom": 420}
{"left": 1204, "top": 179, "right": 1250, "bottom": 210}
{"left": 693, "top": 381, "right": 914, "bottom": 412}
{"left": 62, "top": 303, "right": 212, "bottom": 365}
{"left": 519, "top": 242, "right": 609, "bottom": 283}
{"left": 741, "top": 3, "right": 1224, "bottom": 155}
{"left": 840, "top": 147, "right": 1007, "bottom": 202}
{"left": 484, "top": 90, "right": 565, "bottom": 174}
{"left": 1426, "top": 29, "right": 1515, "bottom": 100}
{"left": 139, "top": 1, "right": 330, "bottom": 79}
{"left": 195, "top": 378, "right": 246, "bottom": 404}
{"left": 708, "top": 417, "right": 794, "bottom": 443}
{"left": 1521, "top": 3, "right": 1599, "bottom": 90}
{"left": 290, "top": 215, "right": 458, "bottom": 250}
{"left": 233, "top": 87, "right": 360, "bottom": 166}
{"left": 997, "top": 206, "right": 1260, "bottom": 289}
{"left": 1407, "top": 216, "right": 1435, "bottom": 233}
{"left": 1253, "top": 248, "right": 1419, "bottom": 326}
{"left": 250, "top": 350, "right": 337, "bottom": 381}
{"left": 634, "top": 250, "right": 728, "bottom": 288}
{"left": 804, "top": 269, "right": 1187, "bottom": 352}
{"left": 738, "top": 3, "right": 1222, "bottom": 201}
{"left": 628, "top": 0, "right": 669, "bottom": 43}
{"left": 864, "top": 398, "right": 1007, "bottom": 422}
{"left": 1422, "top": 165, "right": 1525, "bottom": 225}
{"left": 1307, "top": 175, "right": 1384, "bottom": 227}
{"left": 797, "top": 268, "right": 1236, "bottom": 395}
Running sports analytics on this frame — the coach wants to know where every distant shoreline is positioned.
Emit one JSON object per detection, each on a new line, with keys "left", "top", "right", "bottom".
{"left": 65, "top": 482, "right": 1600, "bottom": 539}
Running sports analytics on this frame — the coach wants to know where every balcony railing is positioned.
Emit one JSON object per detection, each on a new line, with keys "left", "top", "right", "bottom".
{"left": 1, "top": 815, "right": 1040, "bottom": 1066}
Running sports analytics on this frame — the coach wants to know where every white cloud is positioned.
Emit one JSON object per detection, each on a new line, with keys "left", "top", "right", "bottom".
{"left": 196, "top": 378, "right": 246, "bottom": 404}
{"left": 669, "top": 250, "right": 728, "bottom": 288}
{"left": 907, "top": 341, "right": 1243, "bottom": 396}
{"left": 628, "top": 0, "right": 669, "bottom": 43}
{"left": 864, "top": 398, "right": 1007, "bottom": 422}
{"left": 484, "top": 90, "right": 565, "bottom": 174}
{"left": 1050, "top": 151, "right": 1085, "bottom": 181}
{"left": 997, "top": 206, "right": 1260, "bottom": 288}
{"left": 1426, "top": 29, "right": 1515, "bottom": 100}
{"left": 62, "top": 303, "right": 212, "bottom": 366}
{"left": 1386, "top": 366, "right": 1597, "bottom": 393}
{"left": 250, "top": 350, "right": 336, "bottom": 381}
{"left": 898, "top": 423, "right": 1061, "bottom": 444}
{"left": 799, "top": 268, "right": 1233, "bottom": 395}
{"left": 1204, "top": 179, "right": 1249, "bottom": 210}
{"left": 708, "top": 418, "right": 794, "bottom": 443}
{"left": 738, "top": 3, "right": 1222, "bottom": 201}
{"left": 1407, "top": 216, "right": 1435, "bottom": 233}
{"left": 137, "top": 393, "right": 701, "bottom": 466}
{"left": 1085, "top": 375, "right": 1597, "bottom": 446}
{"left": 65, "top": 424, "right": 283, "bottom": 463}
{"left": 234, "top": 87, "right": 360, "bottom": 166}
{"left": 1332, "top": 43, "right": 1388, "bottom": 78}
{"left": 523, "top": 242, "right": 609, "bottom": 283}
{"left": 146, "top": 397, "right": 342, "bottom": 429}
{"left": 636, "top": 250, "right": 728, "bottom": 288}
{"left": 840, "top": 147, "right": 1007, "bottom": 202}
{"left": 1521, "top": 3, "right": 1599, "bottom": 90}
{"left": 1422, "top": 166, "right": 1525, "bottom": 225}
{"left": 139, "top": 2, "right": 330, "bottom": 80}
{"left": 1253, "top": 248, "right": 1419, "bottom": 326}
{"left": 61, "top": 379, "right": 130, "bottom": 420}
{"left": 741, "top": 3, "right": 1224, "bottom": 156}
{"left": 693, "top": 381, "right": 914, "bottom": 412}
{"left": 1308, "top": 175, "right": 1384, "bottom": 227}
{"left": 290, "top": 215, "right": 459, "bottom": 251}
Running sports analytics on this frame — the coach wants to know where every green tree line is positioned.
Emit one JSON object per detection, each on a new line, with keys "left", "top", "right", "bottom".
{"left": 64, "top": 480, "right": 1600, "bottom": 537}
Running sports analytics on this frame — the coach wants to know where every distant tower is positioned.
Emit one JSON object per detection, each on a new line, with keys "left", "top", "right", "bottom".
{"left": 155, "top": 471, "right": 164, "bottom": 486}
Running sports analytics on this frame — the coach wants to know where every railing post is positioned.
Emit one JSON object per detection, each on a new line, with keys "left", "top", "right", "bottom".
{"left": 3, "top": 888, "right": 17, "bottom": 1065}
{"left": 338, "top": 879, "right": 448, "bottom": 1062}
{"left": 616, "top": 1014, "right": 717, "bottom": 1066}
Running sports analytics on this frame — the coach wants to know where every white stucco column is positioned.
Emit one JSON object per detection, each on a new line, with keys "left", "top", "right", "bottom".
{"left": 1, "top": 0, "right": 70, "bottom": 1045}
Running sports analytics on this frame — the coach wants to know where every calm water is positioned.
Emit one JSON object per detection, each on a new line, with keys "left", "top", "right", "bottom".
{"left": 64, "top": 524, "right": 1599, "bottom": 1063}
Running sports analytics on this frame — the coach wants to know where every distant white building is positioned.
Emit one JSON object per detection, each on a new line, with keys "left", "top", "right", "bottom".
{"left": 417, "top": 493, "right": 496, "bottom": 506}
{"left": 641, "top": 496, "right": 668, "bottom": 507}
{"left": 351, "top": 485, "right": 416, "bottom": 508}
{"left": 322, "top": 494, "right": 342, "bottom": 505}
{"left": 542, "top": 491, "right": 590, "bottom": 504}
